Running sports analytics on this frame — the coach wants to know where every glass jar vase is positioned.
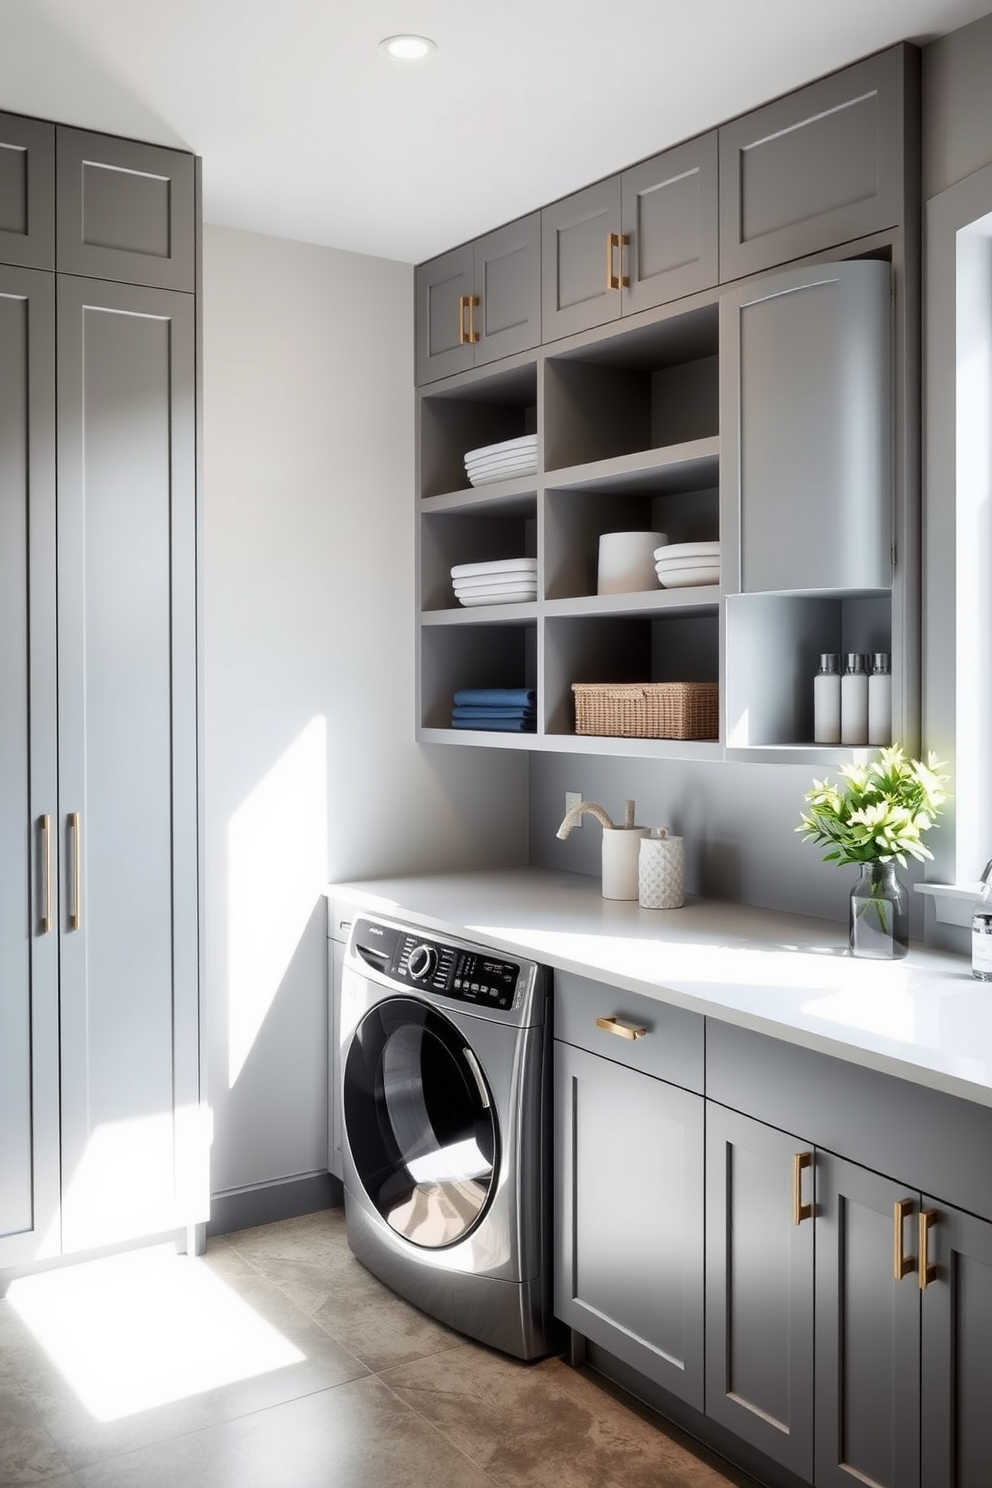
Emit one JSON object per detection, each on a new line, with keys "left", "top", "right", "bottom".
{"left": 849, "top": 862, "right": 909, "bottom": 959}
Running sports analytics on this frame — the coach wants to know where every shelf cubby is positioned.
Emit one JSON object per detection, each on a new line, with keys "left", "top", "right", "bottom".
{"left": 421, "top": 500, "right": 537, "bottom": 612}
{"left": 419, "top": 360, "right": 538, "bottom": 500}
{"left": 419, "top": 621, "right": 537, "bottom": 732}
{"left": 544, "top": 303, "right": 718, "bottom": 471}
{"left": 724, "top": 592, "right": 891, "bottom": 752}
{"left": 544, "top": 612, "right": 719, "bottom": 739}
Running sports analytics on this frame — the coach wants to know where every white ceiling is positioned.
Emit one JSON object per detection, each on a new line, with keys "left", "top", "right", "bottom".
{"left": 1, "top": 0, "right": 990, "bottom": 264}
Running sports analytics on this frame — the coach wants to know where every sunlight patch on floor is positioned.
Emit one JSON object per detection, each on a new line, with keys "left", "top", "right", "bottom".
{"left": 7, "top": 1244, "right": 304, "bottom": 1422}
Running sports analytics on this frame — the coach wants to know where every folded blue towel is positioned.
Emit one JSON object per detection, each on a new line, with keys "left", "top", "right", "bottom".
{"left": 452, "top": 707, "right": 536, "bottom": 722}
{"left": 451, "top": 716, "right": 536, "bottom": 732}
{"left": 453, "top": 688, "right": 536, "bottom": 709}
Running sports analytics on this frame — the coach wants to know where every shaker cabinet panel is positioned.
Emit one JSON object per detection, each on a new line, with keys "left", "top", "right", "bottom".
{"left": 555, "top": 1040, "right": 704, "bottom": 1407}
{"left": 704, "top": 1103, "right": 814, "bottom": 1482}
{"left": 415, "top": 242, "right": 475, "bottom": 384}
{"left": 0, "top": 265, "right": 60, "bottom": 1268}
{"left": 719, "top": 46, "right": 909, "bottom": 279}
{"left": 921, "top": 1200, "right": 992, "bottom": 1488}
{"left": 621, "top": 132, "right": 718, "bottom": 315}
{"left": 0, "top": 112, "right": 55, "bottom": 269}
{"left": 814, "top": 1154, "right": 921, "bottom": 1488}
{"left": 474, "top": 213, "right": 541, "bottom": 368}
{"left": 542, "top": 176, "right": 621, "bottom": 341}
{"left": 56, "top": 128, "right": 196, "bottom": 290}
{"left": 722, "top": 258, "right": 892, "bottom": 596}
{"left": 56, "top": 275, "right": 198, "bottom": 1254}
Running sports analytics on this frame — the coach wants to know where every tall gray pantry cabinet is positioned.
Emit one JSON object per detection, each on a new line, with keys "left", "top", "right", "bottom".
{"left": 0, "top": 114, "right": 202, "bottom": 1269}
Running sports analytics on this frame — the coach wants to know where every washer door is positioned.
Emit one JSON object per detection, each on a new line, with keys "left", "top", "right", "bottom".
{"left": 344, "top": 995, "right": 500, "bottom": 1249}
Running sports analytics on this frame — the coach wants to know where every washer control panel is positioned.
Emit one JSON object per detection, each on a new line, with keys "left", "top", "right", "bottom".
{"left": 352, "top": 917, "right": 519, "bottom": 1010}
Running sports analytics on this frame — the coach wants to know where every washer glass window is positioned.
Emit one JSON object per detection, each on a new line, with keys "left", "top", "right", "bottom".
{"left": 344, "top": 996, "right": 499, "bottom": 1248}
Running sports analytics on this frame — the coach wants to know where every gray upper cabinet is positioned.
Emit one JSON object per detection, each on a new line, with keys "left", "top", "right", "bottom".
{"left": 542, "top": 134, "right": 718, "bottom": 342}
{"left": 0, "top": 264, "right": 60, "bottom": 1269}
{"left": 56, "top": 128, "right": 196, "bottom": 291}
{"left": 719, "top": 46, "right": 912, "bottom": 281}
{"left": 0, "top": 112, "right": 55, "bottom": 269}
{"left": 722, "top": 258, "right": 892, "bottom": 596}
{"left": 415, "top": 213, "right": 540, "bottom": 384}
{"left": 56, "top": 275, "right": 199, "bottom": 1255}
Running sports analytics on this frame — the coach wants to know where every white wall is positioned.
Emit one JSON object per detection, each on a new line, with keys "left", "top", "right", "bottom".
{"left": 201, "top": 226, "right": 527, "bottom": 1203}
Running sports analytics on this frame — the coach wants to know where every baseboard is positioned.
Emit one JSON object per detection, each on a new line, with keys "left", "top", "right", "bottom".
{"left": 208, "top": 1171, "right": 343, "bottom": 1238}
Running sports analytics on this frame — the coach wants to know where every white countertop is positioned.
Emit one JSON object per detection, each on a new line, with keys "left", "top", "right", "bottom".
{"left": 327, "top": 866, "right": 992, "bottom": 1107}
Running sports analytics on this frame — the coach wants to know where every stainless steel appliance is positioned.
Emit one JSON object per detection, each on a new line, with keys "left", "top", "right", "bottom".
{"left": 340, "top": 913, "right": 554, "bottom": 1359}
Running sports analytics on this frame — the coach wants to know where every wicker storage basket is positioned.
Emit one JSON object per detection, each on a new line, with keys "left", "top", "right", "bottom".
{"left": 572, "top": 681, "right": 719, "bottom": 740}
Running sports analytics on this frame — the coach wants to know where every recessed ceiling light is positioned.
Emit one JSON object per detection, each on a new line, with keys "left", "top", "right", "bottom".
{"left": 379, "top": 34, "right": 437, "bottom": 61}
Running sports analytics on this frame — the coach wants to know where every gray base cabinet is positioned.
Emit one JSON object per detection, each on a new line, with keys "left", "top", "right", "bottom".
{"left": 554, "top": 1039, "right": 704, "bottom": 1408}
{"left": 704, "top": 1103, "right": 814, "bottom": 1480}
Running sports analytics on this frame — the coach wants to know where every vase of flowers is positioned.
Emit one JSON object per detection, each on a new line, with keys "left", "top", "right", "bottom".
{"left": 797, "top": 746, "right": 949, "bottom": 959}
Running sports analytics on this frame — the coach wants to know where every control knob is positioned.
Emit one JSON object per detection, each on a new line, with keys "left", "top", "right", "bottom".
{"left": 407, "top": 943, "right": 438, "bottom": 981}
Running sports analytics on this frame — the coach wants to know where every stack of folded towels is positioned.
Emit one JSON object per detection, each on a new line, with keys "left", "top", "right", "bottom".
{"left": 451, "top": 687, "right": 536, "bottom": 732}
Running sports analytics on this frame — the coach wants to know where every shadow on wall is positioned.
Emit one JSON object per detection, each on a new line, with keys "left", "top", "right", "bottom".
{"left": 0, "top": 0, "right": 190, "bottom": 146}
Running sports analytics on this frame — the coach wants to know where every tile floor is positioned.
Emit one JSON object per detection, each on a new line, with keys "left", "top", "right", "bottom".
{"left": 0, "top": 1209, "right": 758, "bottom": 1488}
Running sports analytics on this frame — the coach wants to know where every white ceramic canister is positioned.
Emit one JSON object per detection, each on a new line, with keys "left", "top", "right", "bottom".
{"left": 638, "top": 829, "right": 685, "bottom": 909}
{"left": 600, "top": 826, "right": 649, "bottom": 900}
{"left": 597, "top": 531, "right": 668, "bottom": 595}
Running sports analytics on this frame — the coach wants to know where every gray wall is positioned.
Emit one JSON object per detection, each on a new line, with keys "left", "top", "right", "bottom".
{"left": 202, "top": 225, "right": 528, "bottom": 1207}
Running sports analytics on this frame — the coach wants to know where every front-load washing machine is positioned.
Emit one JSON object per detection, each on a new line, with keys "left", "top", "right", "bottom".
{"left": 340, "top": 913, "right": 554, "bottom": 1360}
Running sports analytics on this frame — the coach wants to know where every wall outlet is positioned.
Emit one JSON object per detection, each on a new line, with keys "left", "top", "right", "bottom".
{"left": 564, "top": 791, "right": 583, "bottom": 825}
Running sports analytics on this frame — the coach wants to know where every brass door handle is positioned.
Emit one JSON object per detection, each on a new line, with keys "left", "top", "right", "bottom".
{"left": 595, "top": 1015, "right": 647, "bottom": 1041}
{"left": 606, "top": 231, "right": 630, "bottom": 291}
{"left": 39, "top": 813, "right": 52, "bottom": 934}
{"left": 69, "top": 811, "right": 82, "bottom": 930}
{"left": 893, "top": 1198, "right": 916, "bottom": 1280}
{"left": 919, "top": 1208, "right": 938, "bottom": 1289}
{"left": 792, "top": 1151, "right": 813, "bottom": 1225}
{"left": 458, "top": 293, "right": 480, "bottom": 345}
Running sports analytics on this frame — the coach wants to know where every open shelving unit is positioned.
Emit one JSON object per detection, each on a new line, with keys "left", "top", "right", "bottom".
{"left": 415, "top": 259, "right": 907, "bottom": 763}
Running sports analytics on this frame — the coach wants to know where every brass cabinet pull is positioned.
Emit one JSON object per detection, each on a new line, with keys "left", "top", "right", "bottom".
{"left": 69, "top": 811, "right": 82, "bottom": 930}
{"left": 893, "top": 1198, "right": 916, "bottom": 1280}
{"left": 606, "top": 231, "right": 630, "bottom": 291}
{"left": 919, "top": 1208, "right": 938, "bottom": 1290}
{"left": 792, "top": 1151, "right": 813, "bottom": 1225}
{"left": 595, "top": 1015, "right": 647, "bottom": 1041}
{"left": 458, "top": 293, "right": 480, "bottom": 345}
{"left": 39, "top": 813, "right": 53, "bottom": 934}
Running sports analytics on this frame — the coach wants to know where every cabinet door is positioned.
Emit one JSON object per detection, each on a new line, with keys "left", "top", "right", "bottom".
{"left": 719, "top": 46, "right": 908, "bottom": 280}
{"left": 0, "top": 265, "right": 60, "bottom": 1268}
{"left": 0, "top": 112, "right": 55, "bottom": 269}
{"left": 542, "top": 176, "right": 621, "bottom": 341}
{"left": 705, "top": 1104, "right": 814, "bottom": 1481}
{"left": 621, "top": 133, "right": 718, "bottom": 315}
{"left": 56, "top": 275, "right": 199, "bottom": 1254}
{"left": 555, "top": 1041, "right": 704, "bottom": 1407}
{"left": 921, "top": 1198, "right": 992, "bottom": 1488}
{"left": 473, "top": 213, "right": 541, "bottom": 368}
{"left": 55, "top": 128, "right": 195, "bottom": 291}
{"left": 414, "top": 242, "right": 475, "bottom": 384}
{"left": 815, "top": 1155, "right": 921, "bottom": 1488}
{"left": 722, "top": 259, "right": 892, "bottom": 595}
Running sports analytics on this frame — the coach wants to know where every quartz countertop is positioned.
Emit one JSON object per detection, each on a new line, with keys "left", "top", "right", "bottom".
{"left": 326, "top": 866, "right": 992, "bottom": 1107}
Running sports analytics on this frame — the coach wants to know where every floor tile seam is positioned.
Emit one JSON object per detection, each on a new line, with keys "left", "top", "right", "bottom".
{"left": 373, "top": 1374, "right": 504, "bottom": 1488}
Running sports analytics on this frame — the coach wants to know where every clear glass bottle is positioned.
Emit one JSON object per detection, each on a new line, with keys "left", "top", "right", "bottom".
{"left": 849, "top": 862, "right": 909, "bottom": 959}
{"left": 840, "top": 653, "right": 869, "bottom": 745}
{"left": 868, "top": 652, "right": 892, "bottom": 746}
{"left": 813, "top": 653, "right": 841, "bottom": 743}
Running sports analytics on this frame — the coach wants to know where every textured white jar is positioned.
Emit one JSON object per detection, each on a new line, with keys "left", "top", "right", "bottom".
{"left": 601, "top": 827, "right": 649, "bottom": 900}
{"left": 638, "top": 830, "right": 685, "bottom": 909}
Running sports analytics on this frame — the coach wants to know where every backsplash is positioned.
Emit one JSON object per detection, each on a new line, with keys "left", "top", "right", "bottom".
{"left": 528, "top": 751, "right": 928, "bottom": 935}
